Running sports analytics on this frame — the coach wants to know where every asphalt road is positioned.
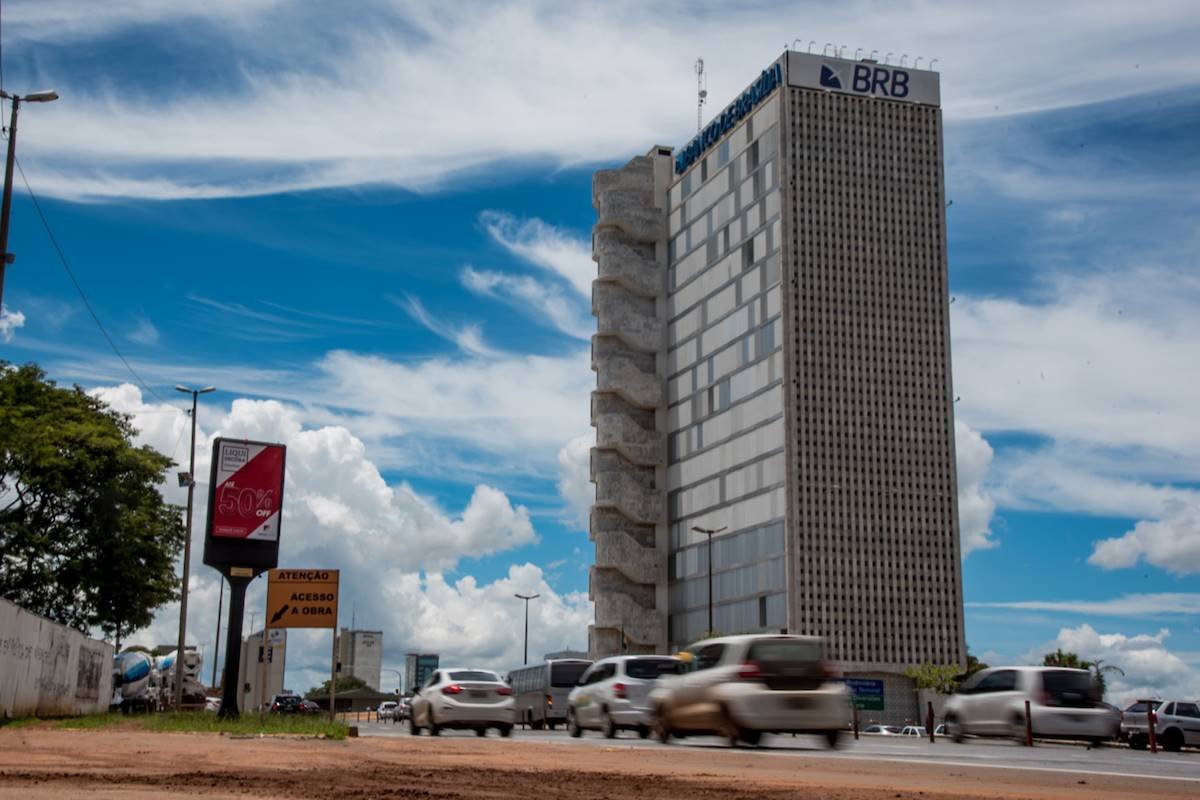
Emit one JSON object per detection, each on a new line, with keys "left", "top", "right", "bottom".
{"left": 360, "top": 719, "right": 1200, "bottom": 783}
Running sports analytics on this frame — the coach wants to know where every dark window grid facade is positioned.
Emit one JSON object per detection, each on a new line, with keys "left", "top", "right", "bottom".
{"left": 782, "top": 88, "right": 964, "bottom": 667}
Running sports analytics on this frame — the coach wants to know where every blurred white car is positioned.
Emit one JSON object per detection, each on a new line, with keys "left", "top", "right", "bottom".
{"left": 899, "top": 725, "right": 927, "bottom": 737}
{"left": 376, "top": 700, "right": 398, "bottom": 722}
{"left": 567, "top": 655, "right": 684, "bottom": 738}
{"left": 409, "top": 668, "right": 514, "bottom": 737}
{"left": 648, "top": 634, "right": 851, "bottom": 748}
{"left": 943, "top": 667, "right": 1120, "bottom": 744}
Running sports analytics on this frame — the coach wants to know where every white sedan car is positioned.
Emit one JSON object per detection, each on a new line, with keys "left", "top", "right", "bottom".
{"left": 409, "top": 668, "right": 514, "bottom": 737}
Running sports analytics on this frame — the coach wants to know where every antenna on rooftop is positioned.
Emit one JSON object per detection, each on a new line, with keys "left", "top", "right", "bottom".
{"left": 695, "top": 58, "right": 707, "bottom": 133}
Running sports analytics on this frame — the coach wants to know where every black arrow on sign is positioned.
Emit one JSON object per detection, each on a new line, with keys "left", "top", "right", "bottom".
{"left": 269, "top": 604, "right": 289, "bottom": 625}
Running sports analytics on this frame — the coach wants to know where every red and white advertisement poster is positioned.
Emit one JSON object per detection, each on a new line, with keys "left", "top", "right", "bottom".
{"left": 210, "top": 439, "right": 285, "bottom": 541}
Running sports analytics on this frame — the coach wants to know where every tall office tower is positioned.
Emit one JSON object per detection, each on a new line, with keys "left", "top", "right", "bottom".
{"left": 335, "top": 628, "right": 382, "bottom": 690}
{"left": 404, "top": 652, "right": 439, "bottom": 693}
{"left": 590, "top": 51, "right": 965, "bottom": 718}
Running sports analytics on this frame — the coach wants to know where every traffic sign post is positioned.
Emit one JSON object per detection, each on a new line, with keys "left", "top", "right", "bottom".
{"left": 202, "top": 438, "right": 287, "bottom": 719}
{"left": 264, "top": 569, "right": 340, "bottom": 720}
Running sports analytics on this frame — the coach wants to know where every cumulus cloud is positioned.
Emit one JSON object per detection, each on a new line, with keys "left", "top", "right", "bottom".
{"left": 955, "top": 419, "right": 996, "bottom": 555}
{"left": 0, "top": 306, "right": 26, "bottom": 342}
{"left": 1088, "top": 501, "right": 1200, "bottom": 575}
{"left": 91, "top": 384, "right": 575, "bottom": 693}
{"left": 1045, "top": 624, "right": 1199, "bottom": 707}
{"left": 556, "top": 433, "right": 594, "bottom": 531}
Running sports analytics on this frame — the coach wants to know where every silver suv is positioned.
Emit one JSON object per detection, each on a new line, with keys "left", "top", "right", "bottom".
{"left": 1123, "top": 699, "right": 1200, "bottom": 751}
{"left": 647, "top": 634, "right": 851, "bottom": 748}
{"left": 567, "top": 655, "right": 685, "bottom": 738}
{"left": 943, "top": 666, "right": 1120, "bottom": 744}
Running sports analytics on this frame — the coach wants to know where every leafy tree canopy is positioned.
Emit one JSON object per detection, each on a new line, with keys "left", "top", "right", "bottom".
{"left": 0, "top": 362, "right": 185, "bottom": 645}
{"left": 306, "top": 675, "right": 369, "bottom": 698}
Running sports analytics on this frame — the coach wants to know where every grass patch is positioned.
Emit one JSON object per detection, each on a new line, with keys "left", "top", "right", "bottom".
{"left": 0, "top": 716, "right": 43, "bottom": 729}
{"left": 141, "top": 712, "right": 348, "bottom": 739}
{"left": 55, "top": 713, "right": 125, "bottom": 730}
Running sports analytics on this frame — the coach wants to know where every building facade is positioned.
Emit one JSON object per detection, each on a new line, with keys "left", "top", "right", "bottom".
{"left": 404, "top": 652, "right": 439, "bottom": 694}
{"left": 335, "top": 629, "right": 382, "bottom": 690}
{"left": 589, "top": 50, "right": 966, "bottom": 720}
{"left": 238, "top": 629, "right": 286, "bottom": 711}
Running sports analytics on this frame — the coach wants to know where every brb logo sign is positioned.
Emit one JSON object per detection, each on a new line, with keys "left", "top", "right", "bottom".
{"left": 820, "top": 62, "right": 910, "bottom": 99}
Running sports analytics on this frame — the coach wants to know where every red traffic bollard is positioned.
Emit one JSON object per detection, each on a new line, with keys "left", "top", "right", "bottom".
{"left": 927, "top": 701, "right": 935, "bottom": 744}
{"left": 1024, "top": 699, "right": 1033, "bottom": 747}
{"left": 853, "top": 706, "right": 859, "bottom": 741}
{"left": 1148, "top": 704, "right": 1158, "bottom": 754}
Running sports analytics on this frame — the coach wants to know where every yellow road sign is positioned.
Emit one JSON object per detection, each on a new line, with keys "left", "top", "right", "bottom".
{"left": 265, "top": 569, "right": 339, "bottom": 629}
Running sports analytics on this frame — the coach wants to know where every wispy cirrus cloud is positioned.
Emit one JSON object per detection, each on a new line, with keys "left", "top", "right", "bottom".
{"left": 969, "top": 593, "right": 1200, "bottom": 618}
{"left": 11, "top": 1, "right": 1200, "bottom": 200}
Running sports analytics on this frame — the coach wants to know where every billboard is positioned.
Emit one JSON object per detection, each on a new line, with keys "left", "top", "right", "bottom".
{"left": 203, "top": 437, "right": 286, "bottom": 575}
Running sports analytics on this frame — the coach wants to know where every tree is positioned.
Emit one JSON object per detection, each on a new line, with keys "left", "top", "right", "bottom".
{"left": 0, "top": 363, "right": 185, "bottom": 644}
{"left": 1043, "top": 649, "right": 1089, "bottom": 669}
{"left": 904, "top": 663, "right": 962, "bottom": 695}
{"left": 1088, "top": 658, "right": 1125, "bottom": 698}
{"left": 306, "top": 675, "right": 368, "bottom": 698}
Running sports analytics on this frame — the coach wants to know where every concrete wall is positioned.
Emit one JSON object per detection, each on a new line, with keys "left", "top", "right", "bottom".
{"left": 0, "top": 597, "right": 114, "bottom": 718}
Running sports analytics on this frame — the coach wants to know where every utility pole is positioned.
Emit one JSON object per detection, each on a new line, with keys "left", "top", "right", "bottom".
{"left": 691, "top": 526, "right": 727, "bottom": 636}
{"left": 210, "top": 577, "right": 224, "bottom": 689}
{"left": 172, "top": 384, "right": 215, "bottom": 710}
{"left": 514, "top": 593, "right": 540, "bottom": 664}
{"left": 0, "top": 89, "right": 58, "bottom": 314}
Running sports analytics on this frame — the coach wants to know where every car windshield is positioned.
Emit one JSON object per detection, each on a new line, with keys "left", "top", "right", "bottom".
{"left": 886, "top": 726, "right": 902, "bottom": 734}
{"left": 550, "top": 661, "right": 591, "bottom": 687}
{"left": 448, "top": 670, "right": 499, "bottom": 682}
{"left": 625, "top": 658, "right": 685, "bottom": 680}
{"left": 1040, "top": 670, "right": 1097, "bottom": 705}
{"left": 1125, "top": 700, "right": 1162, "bottom": 713}
{"left": 745, "top": 638, "right": 823, "bottom": 666}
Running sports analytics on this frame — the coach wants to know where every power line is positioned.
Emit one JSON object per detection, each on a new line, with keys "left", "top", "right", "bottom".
{"left": 14, "top": 156, "right": 182, "bottom": 409}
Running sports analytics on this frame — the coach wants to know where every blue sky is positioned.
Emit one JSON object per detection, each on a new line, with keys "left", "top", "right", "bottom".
{"left": 1, "top": 1, "right": 1198, "bottom": 701}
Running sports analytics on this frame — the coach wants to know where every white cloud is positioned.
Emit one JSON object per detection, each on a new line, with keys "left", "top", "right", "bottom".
{"left": 955, "top": 419, "right": 996, "bottom": 556}
{"left": 1089, "top": 501, "right": 1200, "bottom": 575}
{"left": 556, "top": 432, "right": 594, "bottom": 531}
{"left": 968, "top": 592, "right": 1200, "bottom": 618}
{"left": 394, "top": 294, "right": 503, "bottom": 358}
{"left": 0, "top": 306, "right": 26, "bottom": 342}
{"left": 92, "top": 384, "right": 574, "bottom": 694}
{"left": 18, "top": 2, "right": 1196, "bottom": 199}
{"left": 1045, "top": 624, "right": 1200, "bottom": 707}
{"left": 460, "top": 265, "right": 592, "bottom": 340}
{"left": 480, "top": 211, "right": 593, "bottom": 299}
{"left": 127, "top": 317, "right": 159, "bottom": 346}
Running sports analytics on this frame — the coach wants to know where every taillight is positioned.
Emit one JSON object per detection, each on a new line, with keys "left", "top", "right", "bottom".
{"left": 613, "top": 682, "right": 627, "bottom": 699}
{"left": 442, "top": 684, "right": 464, "bottom": 695}
{"left": 738, "top": 661, "right": 762, "bottom": 680}
{"left": 545, "top": 694, "right": 553, "bottom": 707}
{"left": 496, "top": 686, "right": 513, "bottom": 696}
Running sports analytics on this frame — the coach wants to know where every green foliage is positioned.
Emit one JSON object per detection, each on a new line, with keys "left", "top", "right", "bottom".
{"left": 965, "top": 651, "right": 988, "bottom": 676}
{"left": 142, "top": 712, "right": 347, "bottom": 739}
{"left": 0, "top": 362, "right": 185, "bottom": 642}
{"left": 903, "top": 663, "right": 962, "bottom": 695}
{"left": 305, "top": 675, "right": 368, "bottom": 698}
{"left": 55, "top": 713, "right": 123, "bottom": 730}
{"left": 1043, "top": 648, "right": 1088, "bottom": 669}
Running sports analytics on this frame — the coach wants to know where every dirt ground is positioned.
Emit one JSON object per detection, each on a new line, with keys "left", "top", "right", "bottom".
{"left": 0, "top": 726, "right": 1188, "bottom": 800}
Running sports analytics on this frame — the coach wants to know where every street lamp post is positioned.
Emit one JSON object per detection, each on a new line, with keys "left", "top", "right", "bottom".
{"left": 172, "top": 384, "right": 215, "bottom": 711}
{"left": 690, "top": 526, "right": 727, "bottom": 636}
{"left": 514, "top": 593, "right": 540, "bottom": 665}
{"left": 0, "top": 89, "right": 59, "bottom": 314}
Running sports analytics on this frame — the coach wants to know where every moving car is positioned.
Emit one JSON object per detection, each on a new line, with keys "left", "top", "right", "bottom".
{"left": 942, "top": 667, "right": 1120, "bottom": 744}
{"left": 269, "top": 694, "right": 305, "bottom": 714}
{"left": 648, "top": 634, "right": 851, "bottom": 748}
{"left": 862, "top": 724, "right": 900, "bottom": 735}
{"left": 1123, "top": 699, "right": 1200, "bottom": 752}
{"left": 567, "top": 655, "right": 685, "bottom": 738}
{"left": 377, "top": 700, "right": 398, "bottom": 722}
{"left": 409, "top": 668, "right": 514, "bottom": 737}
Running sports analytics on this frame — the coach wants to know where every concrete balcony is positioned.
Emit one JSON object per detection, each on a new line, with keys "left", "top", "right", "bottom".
{"left": 593, "top": 155, "right": 654, "bottom": 201}
{"left": 594, "top": 411, "right": 662, "bottom": 467}
{"left": 589, "top": 626, "right": 657, "bottom": 657}
{"left": 592, "top": 528, "right": 659, "bottom": 586}
{"left": 591, "top": 582, "right": 661, "bottom": 646}
{"left": 591, "top": 394, "right": 655, "bottom": 433}
{"left": 595, "top": 189, "right": 663, "bottom": 242}
{"left": 592, "top": 348, "right": 661, "bottom": 409}
{"left": 593, "top": 228, "right": 662, "bottom": 299}
{"left": 593, "top": 282, "right": 663, "bottom": 354}
{"left": 592, "top": 467, "right": 663, "bottom": 525}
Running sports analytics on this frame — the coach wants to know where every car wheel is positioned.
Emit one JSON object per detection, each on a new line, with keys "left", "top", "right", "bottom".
{"left": 531, "top": 716, "right": 544, "bottom": 731}
{"left": 824, "top": 730, "right": 841, "bottom": 749}
{"left": 475, "top": 727, "right": 487, "bottom": 737}
{"left": 601, "top": 709, "right": 617, "bottom": 739}
{"left": 1129, "top": 733, "right": 1147, "bottom": 750}
{"left": 568, "top": 708, "right": 583, "bottom": 738}
{"left": 653, "top": 709, "right": 672, "bottom": 744}
{"left": 498, "top": 725, "right": 512, "bottom": 738}
{"left": 1162, "top": 728, "right": 1184, "bottom": 753}
{"left": 409, "top": 716, "right": 421, "bottom": 736}
{"left": 944, "top": 713, "right": 965, "bottom": 744}
{"left": 637, "top": 725, "right": 650, "bottom": 739}
{"left": 719, "top": 707, "right": 741, "bottom": 748}
{"left": 429, "top": 709, "right": 441, "bottom": 737}
{"left": 547, "top": 720, "right": 557, "bottom": 731}
{"left": 741, "top": 729, "right": 762, "bottom": 747}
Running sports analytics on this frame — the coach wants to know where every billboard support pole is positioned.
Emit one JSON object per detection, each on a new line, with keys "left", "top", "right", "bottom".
{"left": 217, "top": 573, "right": 251, "bottom": 719}
{"left": 330, "top": 630, "right": 338, "bottom": 722}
